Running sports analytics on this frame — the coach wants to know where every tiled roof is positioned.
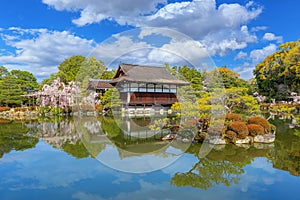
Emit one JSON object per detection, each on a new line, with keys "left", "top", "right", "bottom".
{"left": 111, "top": 63, "right": 190, "bottom": 85}
{"left": 88, "top": 79, "right": 114, "bottom": 89}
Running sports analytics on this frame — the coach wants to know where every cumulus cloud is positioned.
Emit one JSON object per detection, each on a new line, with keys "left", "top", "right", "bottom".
{"left": 204, "top": 25, "right": 257, "bottom": 56}
{"left": 141, "top": 0, "right": 262, "bottom": 39}
{"left": 234, "top": 43, "right": 278, "bottom": 80}
{"left": 90, "top": 28, "right": 214, "bottom": 70}
{"left": 263, "top": 32, "right": 283, "bottom": 43}
{"left": 42, "top": 0, "right": 262, "bottom": 57}
{"left": 235, "top": 51, "right": 248, "bottom": 60}
{"left": 251, "top": 26, "right": 267, "bottom": 32}
{"left": 0, "top": 27, "right": 95, "bottom": 80}
{"left": 42, "top": 0, "right": 167, "bottom": 26}
{"left": 249, "top": 43, "right": 277, "bottom": 63}
{"left": 91, "top": 34, "right": 151, "bottom": 66}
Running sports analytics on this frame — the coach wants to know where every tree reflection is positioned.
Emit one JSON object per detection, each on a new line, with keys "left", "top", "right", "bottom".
{"left": 0, "top": 120, "right": 38, "bottom": 158}
{"left": 171, "top": 144, "right": 274, "bottom": 189}
{"left": 273, "top": 128, "right": 300, "bottom": 176}
{"left": 62, "top": 140, "right": 90, "bottom": 158}
{"left": 31, "top": 117, "right": 92, "bottom": 159}
{"left": 269, "top": 117, "right": 300, "bottom": 176}
{"left": 171, "top": 158, "right": 243, "bottom": 189}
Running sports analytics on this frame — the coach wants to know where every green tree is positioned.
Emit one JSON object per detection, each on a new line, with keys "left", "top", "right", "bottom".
{"left": 41, "top": 73, "right": 57, "bottom": 86}
{"left": 49, "top": 55, "right": 107, "bottom": 87}
{"left": 254, "top": 39, "right": 300, "bottom": 100}
{"left": 211, "top": 87, "right": 260, "bottom": 114}
{"left": 166, "top": 64, "right": 203, "bottom": 97}
{"left": 205, "top": 67, "right": 248, "bottom": 89}
{"left": 0, "top": 66, "right": 8, "bottom": 79}
{"left": 100, "top": 88, "right": 121, "bottom": 111}
{"left": 57, "top": 55, "right": 86, "bottom": 83}
{"left": 100, "top": 69, "right": 116, "bottom": 80}
{"left": 76, "top": 56, "right": 106, "bottom": 83}
{"left": 0, "top": 69, "right": 39, "bottom": 107}
{"left": 0, "top": 76, "right": 23, "bottom": 106}
{"left": 9, "top": 70, "right": 39, "bottom": 92}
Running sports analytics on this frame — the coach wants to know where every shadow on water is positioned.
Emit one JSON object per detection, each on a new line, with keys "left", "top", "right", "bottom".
{"left": 1, "top": 115, "right": 300, "bottom": 186}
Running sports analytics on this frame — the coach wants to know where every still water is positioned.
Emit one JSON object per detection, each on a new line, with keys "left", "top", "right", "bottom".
{"left": 0, "top": 116, "right": 300, "bottom": 200}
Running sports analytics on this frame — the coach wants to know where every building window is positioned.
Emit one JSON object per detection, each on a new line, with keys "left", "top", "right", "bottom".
{"left": 139, "top": 83, "right": 147, "bottom": 92}
{"left": 170, "top": 84, "right": 177, "bottom": 93}
{"left": 155, "top": 84, "right": 163, "bottom": 92}
{"left": 130, "top": 82, "right": 139, "bottom": 92}
{"left": 163, "top": 84, "right": 170, "bottom": 92}
{"left": 147, "top": 84, "right": 155, "bottom": 92}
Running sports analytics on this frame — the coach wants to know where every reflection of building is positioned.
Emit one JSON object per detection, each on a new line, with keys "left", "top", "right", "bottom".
{"left": 119, "top": 117, "right": 169, "bottom": 140}
{"left": 89, "top": 63, "right": 190, "bottom": 114}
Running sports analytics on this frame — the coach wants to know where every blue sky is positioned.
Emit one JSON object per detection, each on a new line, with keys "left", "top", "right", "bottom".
{"left": 0, "top": 0, "right": 299, "bottom": 81}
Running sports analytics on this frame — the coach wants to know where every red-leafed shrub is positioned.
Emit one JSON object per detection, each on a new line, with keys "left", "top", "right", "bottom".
{"left": 225, "top": 130, "right": 237, "bottom": 140}
{"left": 247, "top": 116, "right": 270, "bottom": 133}
{"left": 247, "top": 124, "right": 264, "bottom": 136}
{"left": 225, "top": 113, "right": 242, "bottom": 122}
{"left": 0, "top": 107, "right": 10, "bottom": 112}
{"left": 227, "top": 122, "right": 249, "bottom": 139}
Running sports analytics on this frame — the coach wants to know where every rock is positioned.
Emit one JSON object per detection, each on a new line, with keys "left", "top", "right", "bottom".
{"left": 254, "top": 134, "right": 275, "bottom": 143}
{"left": 236, "top": 137, "right": 252, "bottom": 144}
{"left": 162, "top": 133, "right": 176, "bottom": 141}
{"left": 209, "top": 136, "right": 227, "bottom": 145}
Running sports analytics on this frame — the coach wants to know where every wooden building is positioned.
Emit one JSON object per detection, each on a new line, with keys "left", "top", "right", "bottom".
{"left": 87, "top": 79, "right": 113, "bottom": 96}
{"left": 111, "top": 64, "right": 189, "bottom": 108}
{"left": 89, "top": 63, "right": 190, "bottom": 114}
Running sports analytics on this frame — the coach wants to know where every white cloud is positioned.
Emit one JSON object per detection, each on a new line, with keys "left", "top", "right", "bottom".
{"left": 91, "top": 28, "right": 214, "bottom": 70}
{"left": 43, "top": 0, "right": 262, "bottom": 57}
{"left": 234, "top": 43, "right": 278, "bottom": 80}
{"left": 91, "top": 34, "right": 151, "bottom": 66}
{"left": 235, "top": 51, "right": 248, "bottom": 60}
{"left": 204, "top": 25, "right": 257, "bottom": 56}
{"left": 249, "top": 43, "right": 277, "bottom": 63}
{"left": 0, "top": 27, "right": 95, "bottom": 80}
{"left": 42, "top": 0, "right": 167, "bottom": 26}
{"left": 251, "top": 26, "right": 267, "bottom": 32}
{"left": 263, "top": 32, "right": 283, "bottom": 43}
{"left": 150, "top": 39, "right": 209, "bottom": 63}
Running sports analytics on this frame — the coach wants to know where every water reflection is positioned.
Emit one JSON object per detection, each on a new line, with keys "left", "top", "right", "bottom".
{"left": 171, "top": 144, "right": 274, "bottom": 189}
{"left": 1, "top": 116, "right": 300, "bottom": 177}
{"left": 269, "top": 117, "right": 300, "bottom": 176}
{"left": 76, "top": 116, "right": 192, "bottom": 173}
{"left": 0, "top": 119, "right": 38, "bottom": 158}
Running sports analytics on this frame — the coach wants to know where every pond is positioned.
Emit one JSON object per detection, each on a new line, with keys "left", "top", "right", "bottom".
{"left": 0, "top": 115, "right": 300, "bottom": 200}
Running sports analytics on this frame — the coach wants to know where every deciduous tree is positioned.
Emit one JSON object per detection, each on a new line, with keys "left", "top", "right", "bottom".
{"left": 254, "top": 39, "right": 300, "bottom": 100}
